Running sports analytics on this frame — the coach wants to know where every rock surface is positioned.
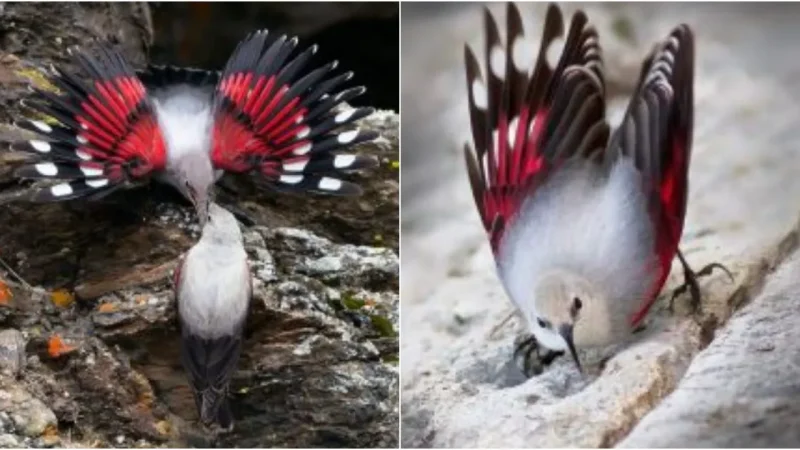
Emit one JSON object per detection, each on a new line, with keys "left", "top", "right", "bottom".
{"left": 401, "top": 2, "right": 800, "bottom": 447}
{"left": 620, "top": 249, "right": 800, "bottom": 447}
{"left": 0, "top": 3, "right": 398, "bottom": 448}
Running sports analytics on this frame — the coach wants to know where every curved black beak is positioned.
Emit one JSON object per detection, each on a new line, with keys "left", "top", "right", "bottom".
{"left": 559, "top": 324, "right": 582, "bottom": 373}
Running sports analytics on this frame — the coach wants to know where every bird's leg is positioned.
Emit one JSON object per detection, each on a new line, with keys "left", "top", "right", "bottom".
{"left": 668, "top": 249, "right": 734, "bottom": 313}
{"left": 512, "top": 333, "right": 564, "bottom": 377}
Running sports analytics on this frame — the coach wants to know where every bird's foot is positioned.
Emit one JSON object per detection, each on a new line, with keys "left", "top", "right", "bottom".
{"left": 668, "top": 249, "right": 734, "bottom": 314}
{"left": 512, "top": 333, "right": 563, "bottom": 378}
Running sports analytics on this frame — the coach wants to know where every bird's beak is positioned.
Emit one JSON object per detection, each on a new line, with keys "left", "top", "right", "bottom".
{"left": 559, "top": 324, "right": 582, "bottom": 373}
{"left": 190, "top": 191, "right": 209, "bottom": 228}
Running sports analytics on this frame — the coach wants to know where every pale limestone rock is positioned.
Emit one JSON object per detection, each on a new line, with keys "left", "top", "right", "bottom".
{"left": 620, "top": 250, "right": 800, "bottom": 447}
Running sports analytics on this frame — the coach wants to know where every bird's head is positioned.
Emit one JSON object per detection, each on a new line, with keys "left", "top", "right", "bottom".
{"left": 174, "top": 152, "right": 215, "bottom": 226}
{"left": 531, "top": 270, "right": 603, "bottom": 373}
{"left": 202, "top": 203, "right": 243, "bottom": 245}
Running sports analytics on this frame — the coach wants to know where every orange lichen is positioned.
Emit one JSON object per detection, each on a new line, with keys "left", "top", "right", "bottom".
{"left": 47, "top": 335, "right": 77, "bottom": 358}
{"left": 51, "top": 289, "right": 75, "bottom": 308}
{"left": 0, "top": 280, "right": 12, "bottom": 305}
{"left": 97, "top": 303, "right": 116, "bottom": 313}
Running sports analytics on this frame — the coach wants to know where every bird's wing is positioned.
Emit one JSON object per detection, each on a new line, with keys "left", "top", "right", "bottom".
{"left": 464, "top": 3, "right": 609, "bottom": 253}
{"left": 12, "top": 44, "right": 168, "bottom": 202}
{"left": 209, "top": 30, "right": 378, "bottom": 196}
{"left": 606, "top": 25, "right": 695, "bottom": 325}
{"left": 137, "top": 65, "right": 220, "bottom": 90}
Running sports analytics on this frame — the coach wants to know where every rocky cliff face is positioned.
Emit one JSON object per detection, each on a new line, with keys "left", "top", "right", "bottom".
{"left": 401, "top": 2, "right": 800, "bottom": 447}
{"left": 0, "top": 3, "right": 399, "bottom": 448}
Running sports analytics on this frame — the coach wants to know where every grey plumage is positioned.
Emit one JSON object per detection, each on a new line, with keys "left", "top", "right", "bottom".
{"left": 175, "top": 203, "right": 251, "bottom": 429}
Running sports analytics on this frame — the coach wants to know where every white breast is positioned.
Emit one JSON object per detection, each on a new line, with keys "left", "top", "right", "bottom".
{"left": 178, "top": 242, "right": 250, "bottom": 339}
{"left": 497, "top": 158, "right": 656, "bottom": 327}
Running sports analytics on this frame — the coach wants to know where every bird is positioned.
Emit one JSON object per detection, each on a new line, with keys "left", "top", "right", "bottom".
{"left": 10, "top": 29, "right": 379, "bottom": 224}
{"left": 462, "top": 3, "right": 731, "bottom": 375}
{"left": 174, "top": 202, "right": 250, "bottom": 430}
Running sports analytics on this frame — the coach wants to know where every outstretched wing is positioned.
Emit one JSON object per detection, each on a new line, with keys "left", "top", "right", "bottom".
{"left": 12, "top": 45, "right": 168, "bottom": 202}
{"left": 607, "top": 25, "right": 695, "bottom": 326}
{"left": 210, "top": 30, "right": 378, "bottom": 196}
{"left": 464, "top": 3, "right": 609, "bottom": 253}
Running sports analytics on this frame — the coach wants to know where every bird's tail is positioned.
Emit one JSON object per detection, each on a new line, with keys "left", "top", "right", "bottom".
{"left": 194, "top": 385, "right": 234, "bottom": 430}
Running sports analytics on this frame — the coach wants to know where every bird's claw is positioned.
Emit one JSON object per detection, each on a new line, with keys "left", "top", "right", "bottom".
{"left": 668, "top": 250, "right": 733, "bottom": 315}
{"left": 512, "top": 333, "right": 563, "bottom": 378}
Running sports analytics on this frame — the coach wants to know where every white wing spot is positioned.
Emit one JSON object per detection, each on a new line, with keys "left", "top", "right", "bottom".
{"left": 79, "top": 164, "right": 103, "bottom": 177}
{"left": 337, "top": 130, "right": 359, "bottom": 144}
{"left": 511, "top": 36, "right": 533, "bottom": 73}
{"left": 546, "top": 37, "right": 565, "bottom": 69}
{"left": 86, "top": 178, "right": 109, "bottom": 188}
{"left": 29, "top": 120, "right": 53, "bottom": 133}
{"left": 297, "top": 126, "right": 311, "bottom": 139}
{"left": 508, "top": 116, "right": 519, "bottom": 149}
{"left": 76, "top": 135, "right": 88, "bottom": 145}
{"left": 661, "top": 50, "right": 675, "bottom": 65}
{"left": 490, "top": 45, "right": 506, "bottom": 80}
{"left": 471, "top": 79, "right": 488, "bottom": 110}
{"left": 75, "top": 150, "right": 92, "bottom": 161}
{"left": 668, "top": 36, "right": 680, "bottom": 50}
{"left": 334, "top": 154, "right": 356, "bottom": 168}
{"left": 318, "top": 177, "right": 342, "bottom": 191}
{"left": 283, "top": 158, "right": 309, "bottom": 172}
{"left": 293, "top": 142, "right": 312, "bottom": 155}
{"left": 50, "top": 183, "right": 73, "bottom": 197}
{"left": 35, "top": 162, "right": 58, "bottom": 176}
{"left": 335, "top": 109, "right": 355, "bottom": 123}
{"left": 279, "top": 175, "right": 303, "bottom": 184}
{"left": 295, "top": 114, "right": 305, "bottom": 124}
{"left": 29, "top": 140, "right": 51, "bottom": 153}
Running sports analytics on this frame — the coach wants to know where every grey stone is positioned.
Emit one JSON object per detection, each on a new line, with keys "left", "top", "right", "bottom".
{"left": 620, "top": 250, "right": 800, "bottom": 447}
{"left": 0, "top": 379, "right": 56, "bottom": 438}
{"left": 0, "top": 330, "right": 25, "bottom": 377}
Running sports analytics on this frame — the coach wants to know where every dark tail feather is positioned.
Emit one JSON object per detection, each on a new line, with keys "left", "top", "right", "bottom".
{"left": 216, "top": 398, "right": 234, "bottom": 430}
{"left": 195, "top": 386, "right": 234, "bottom": 430}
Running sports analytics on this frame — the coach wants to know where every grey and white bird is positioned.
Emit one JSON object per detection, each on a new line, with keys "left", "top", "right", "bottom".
{"left": 11, "top": 30, "right": 378, "bottom": 223}
{"left": 174, "top": 202, "right": 251, "bottom": 430}
{"left": 463, "top": 3, "right": 729, "bottom": 375}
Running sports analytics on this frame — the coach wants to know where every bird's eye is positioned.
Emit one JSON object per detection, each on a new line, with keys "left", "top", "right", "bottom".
{"left": 573, "top": 297, "right": 583, "bottom": 311}
{"left": 537, "top": 318, "right": 550, "bottom": 329}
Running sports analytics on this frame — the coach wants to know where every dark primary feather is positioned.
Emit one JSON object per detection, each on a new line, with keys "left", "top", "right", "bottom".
{"left": 12, "top": 44, "right": 168, "bottom": 203}
{"left": 611, "top": 25, "right": 695, "bottom": 326}
{"left": 210, "top": 29, "right": 378, "bottom": 197}
{"left": 464, "top": 3, "right": 609, "bottom": 252}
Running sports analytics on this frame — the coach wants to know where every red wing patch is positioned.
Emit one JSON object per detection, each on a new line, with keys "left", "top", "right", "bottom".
{"left": 13, "top": 45, "right": 167, "bottom": 202}
{"left": 464, "top": 4, "right": 608, "bottom": 253}
{"left": 613, "top": 25, "right": 695, "bottom": 327}
{"left": 210, "top": 30, "right": 378, "bottom": 197}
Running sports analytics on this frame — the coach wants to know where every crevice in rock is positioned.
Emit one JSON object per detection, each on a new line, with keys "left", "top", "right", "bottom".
{"left": 605, "top": 214, "right": 800, "bottom": 447}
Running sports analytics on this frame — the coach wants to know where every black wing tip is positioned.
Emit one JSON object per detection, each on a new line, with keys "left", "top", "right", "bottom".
{"left": 355, "top": 129, "right": 380, "bottom": 143}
